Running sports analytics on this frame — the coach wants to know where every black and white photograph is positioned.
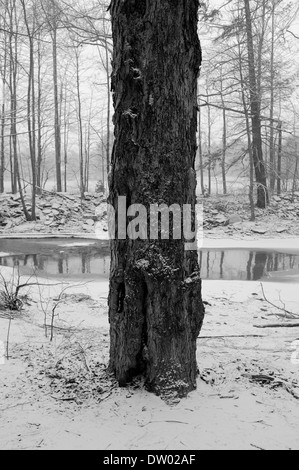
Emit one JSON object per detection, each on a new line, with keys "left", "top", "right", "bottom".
{"left": 0, "top": 0, "right": 299, "bottom": 453}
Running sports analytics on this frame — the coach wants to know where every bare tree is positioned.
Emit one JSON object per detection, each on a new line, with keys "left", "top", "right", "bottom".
{"left": 0, "top": 0, "right": 9, "bottom": 193}
{"left": 43, "top": 0, "right": 63, "bottom": 192}
{"left": 244, "top": 0, "right": 268, "bottom": 208}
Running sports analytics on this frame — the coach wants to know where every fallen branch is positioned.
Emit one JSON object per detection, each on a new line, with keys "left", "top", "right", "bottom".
{"left": 141, "top": 420, "right": 189, "bottom": 427}
{"left": 100, "top": 391, "right": 113, "bottom": 402}
{"left": 242, "top": 373, "right": 274, "bottom": 383}
{"left": 15, "top": 282, "right": 67, "bottom": 297}
{"left": 260, "top": 283, "right": 299, "bottom": 319}
{"left": 198, "top": 334, "right": 264, "bottom": 339}
{"left": 254, "top": 323, "right": 299, "bottom": 329}
{"left": 51, "top": 395, "right": 76, "bottom": 402}
{"left": 284, "top": 384, "right": 299, "bottom": 400}
{"left": 3, "top": 173, "right": 81, "bottom": 203}
{"left": 243, "top": 374, "right": 299, "bottom": 400}
{"left": 43, "top": 324, "right": 80, "bottom": 332}
{"left": 36, "top": 323, "right": 85, "bottom": 332}
{"left": 0, "top": 401, "right": 32, "bottom": 411}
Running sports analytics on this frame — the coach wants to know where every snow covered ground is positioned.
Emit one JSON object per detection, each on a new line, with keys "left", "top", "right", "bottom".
{"left": 0, "top": 259, "right": 299, "bottom": 450}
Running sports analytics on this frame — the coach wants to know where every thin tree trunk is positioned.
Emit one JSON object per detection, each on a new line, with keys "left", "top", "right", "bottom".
{"left": 75, "top": 48, "right": 84, "bottom": 200}
{"left": 269, "top": 0, "right": 276, "bottom": 192}
{"left": 105, "top": 36, "right": 111, "bottom": 176}
{"left": 207, "top": 85, "right": 211, "bottom": 195}
{"left": 0, "top": 44, "right": 7, "bottom": 193}
{"left": 292, "top": 152, "right": 298, "bottom": 200}
{"left": 256, "top": 0, "right": 266, "bottom": 102}
{"left": 109, "top": 0, "right": 205, "bottom": 398}
{"left": 22, "top": 0, "right": 36, "bottom": 220}
{"left": 16, "top": 153, "right": 31, "bottom": 221}
{"left": 30, "top": 27, "right": 36, "bottom": 219}
{"left": 222, "top": 107, "right": 227, "bottom": 195}
{"left": 64, "top": 140, "right": 68, "bottom": 192}
{"left": 9, "top": 0, "right": 17, "bottom": 194}
{"left": 0, "top": 99, "right": 5, "bottom": 193}
{"left": 63, "top": 83, "right": 69, "bottom": 193}
{"left": 0, "top": 2, "right": 8, "bottom": 193}
{"left": 198, "top": 103, "right": 204, "bottom": 195}
{"left": 101, "top": 131, "right": 105, "bottom": 186}
{"left": 52, "top": 22, "right": 62, "bottom": 192}
{"left": 85, "top": 107, "right": 92, "bottom": 192}
{"left": 244, "top": 0, "right": 268, "bottom": 208}
{"left": 237, "top": 27, "right": 255, "bottom": 221}
{"left": 277, "top": 120, "right": 282, "bottom": 195}
{"left": 37, "top": 33, "right": 43, "bottom": 194}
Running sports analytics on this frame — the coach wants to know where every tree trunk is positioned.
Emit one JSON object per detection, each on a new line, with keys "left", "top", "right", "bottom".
{"left": 16, "top": 153, "right": 31, "bottom": 222}
{"left": 0, "top": 3, "right": 8, "bottom": 194}
{"left": 206, "top": 80, "right": 212, "bottom": 195}
{"left": 219, "top": 67, "right": 227, "bottom": 195}
{"left": 0, "top": 73, "right": 6, "bottom": 194}
{"left": 197, "top": 103, "right": 204, "bottom": 195}
{"left": 109, "top": 0, "right": 205, "bottom": 398}
{"left": 63, "top": 82, "right": 69, "bottom": 193}
{"left": 244, "top": 0, "right": 268, "bottom": 209}
{"left": 101, "top": 131, "right": 105, "bottom": 186}
{"left": 255, "top": 0, "right": 266, "bottom": 103}
{"left": 236, "top": 17, "right": 255, "bottom": 220}
{"left": 37, "top": 32, "right": 43, "bottom": 194}
{"left": 0, "top": 1, "right": 7, "bottom": 192}
{"left": 52, "top": 24, "right": 62, "bottom": 192}
{"left": 0, "top": 100, "right": 5, "bottom": 194}
{"left": 22, "top": 0, "right": 37, "bottom": 220}
{"left": 85, "top": 105, "right": 92, "bottom": 192}
{"left": 75, "top": 48, "right": 84, "bottom": 200}
{"left": 104, "top": 36, "right": 111, "bottom": 176}
{"left": 9, "top": 0, "right": 18, "bottom": 194}
{"left": 277, "top": 120, "right": 282, "bottom": 195}
{"left": 222, "top": 107, "right": 227, "bottom": 195}
{"left": 291, "top": 131, "right": 298, "bottom": 200}
{"left": 269, "top": 0, "right": 276, "bottom": 192}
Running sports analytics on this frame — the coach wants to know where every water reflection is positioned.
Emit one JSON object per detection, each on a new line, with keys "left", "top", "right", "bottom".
{"left": 0, "top": 239, "right": 110, "bottom": 279}
{"left": 0, "top": 242, "right": 299, "bottom": 282}
{"left": 200, "top": 249, "right": 299, "bottom": 281}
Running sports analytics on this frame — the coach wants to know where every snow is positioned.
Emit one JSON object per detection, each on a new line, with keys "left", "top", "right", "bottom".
{"left": 0, "top": 262, "right": 299, "bottom": 450}
{"left": 202, "top": 238, "right": 299, "bottom": 253}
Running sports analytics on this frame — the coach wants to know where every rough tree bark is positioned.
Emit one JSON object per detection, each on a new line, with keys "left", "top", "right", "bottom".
{"left": 108, "top": 0, "right": 205, "bottom": 399}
